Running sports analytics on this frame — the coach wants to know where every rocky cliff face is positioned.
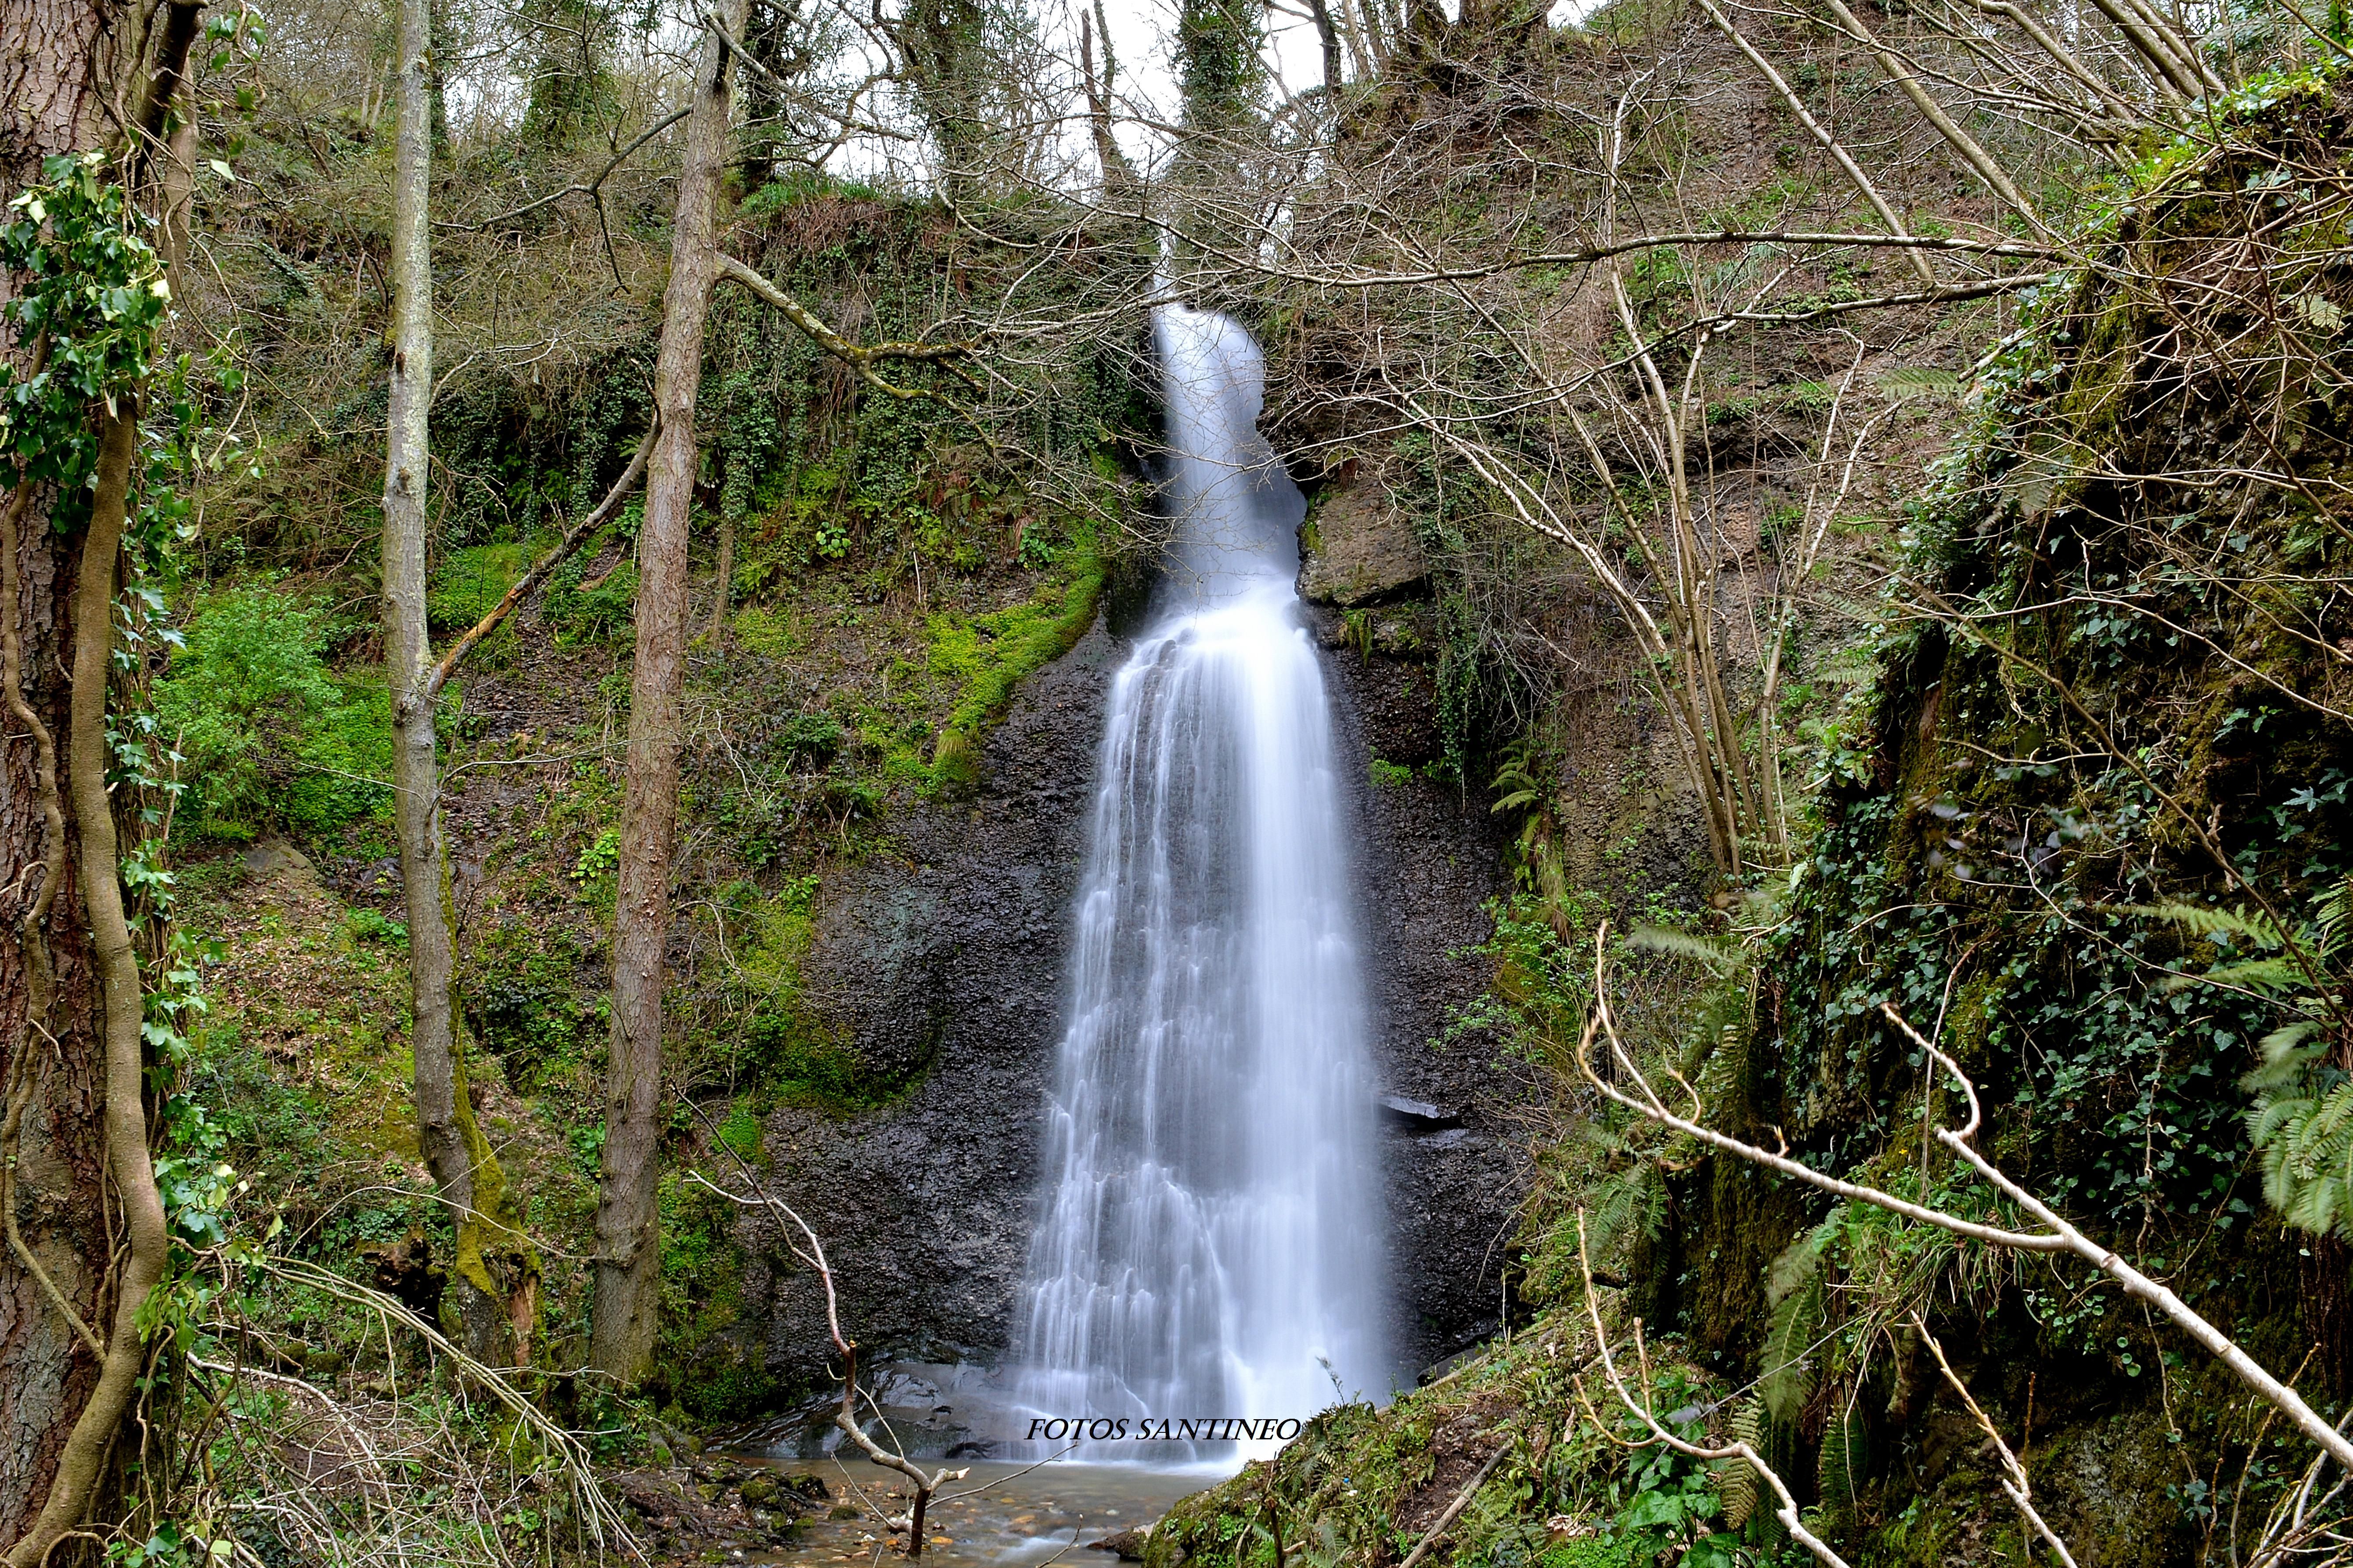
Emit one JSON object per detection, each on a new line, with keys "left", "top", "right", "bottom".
{"left": 744, "top": 620, "right": 1121, "bottom": 1389}
{"left": 739, "top": 504, "right": 1524, "bottom": 1417}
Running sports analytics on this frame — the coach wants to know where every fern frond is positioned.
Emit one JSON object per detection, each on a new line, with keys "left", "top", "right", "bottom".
{"left": 1765, "top": 1220, "right": 1834, "bottom": 1305}
{"left": 2163, "top": 957, "right": 2303, "bottom": 994}
{"left": 1817, "top": 1407, "right": 1869, "bottom": 1524}
{"left": 1581, "top": 1164, "right": 1658, "bottom": 1273}
{"left": 2251, "top": 1082, "right": 2353, "bottom": 1238}
{"left": 2259, "top": 1019, "right": 2327, "bottom": 1065}
{"left": 2125, "top": 901, "right": 2282, "bottom": 944}
{"left": 1627, "top": 925, "right": 1743, "bottom": 973}
{"left": 1761, "top": 1222, "right": 1834, "bottom": 1422}
{"left": 1882, "top": 366, "right": 1960, "bottom": 398}
{"left": 1761, "top": 1275, "right": 1824, "bottom": 1423}
{"left": 1714, "top": 1398, "right": 1764, "bottom": 1530}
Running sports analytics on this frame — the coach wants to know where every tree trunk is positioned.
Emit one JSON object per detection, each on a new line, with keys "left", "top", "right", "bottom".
{"left": 8, "top": 410, "right": 172, "bottom": 1568}
{"left": 589, "top": 0, "right": 744, "bottom": 1385}
{"left": 1306, "top": 0, "right": 1344, "bottom": 92}
{"left": 1078, "top": 5, "right": 1132, "bottom": 193}
{"left": 381, "top": 0, "right": 536, "bottom": 1370}
{"left": 0, "top": 0, "right": 122, "bottom": 1546}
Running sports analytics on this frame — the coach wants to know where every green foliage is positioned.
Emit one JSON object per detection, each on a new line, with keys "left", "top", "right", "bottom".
{"left": 154, "top": 587, "right": 392, "bottom": 836}
{"left": 1714, "top": 1399, "right": 1764, "bottom": 1530}
{"left": 343, "top": 907, "right": 408, "bottom": 946}
{"left": 542, "top": 553, "right": 637, "bottom": 643}
{"left": 656, "top": 1167, "right": 789, "bottom": 1421}
{"left": 429, "top": 539, "right": 536, "bottom": 630}
{"left": 1176, "top": 0, "right": 1265, "bottom": 128}
{"left": 571, "top": 826, "right": 620, "bottom": 884}
{"left": 1758, "top": 1226, "right": 1828, "bottom": 1423}
{"left": 108, "top": 1522, "right": 233, "bottom": 1568}
{"left": 464, "top": 917, "right": 605, "bottom": 1094}
{"left": 0, "top": 153, "right": 171, "bottom": 518}
{"left": 1815, "top": 1406, "right": 1868, "bottom": 1526}
{"left": 715, "top": 1098, "right": 764, "bottom": 1161}
{"left": 2218, "top": 878, "right": 2353, "bottom": 1237}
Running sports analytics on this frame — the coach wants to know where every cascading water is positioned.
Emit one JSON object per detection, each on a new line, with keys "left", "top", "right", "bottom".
{"left": 1011, "top": 298, "right": 1389, "bottom": 1462}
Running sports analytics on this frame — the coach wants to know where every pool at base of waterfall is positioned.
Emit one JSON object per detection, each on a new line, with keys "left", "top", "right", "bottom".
{"left": 726, "top": 1457, "right": 1217, "bottom": 1568}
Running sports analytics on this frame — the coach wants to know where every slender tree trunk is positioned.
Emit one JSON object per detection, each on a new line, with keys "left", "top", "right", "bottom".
{"left": 1306, "top": 0, "right": 1344, "bottom": 92}
{"left": 1078, "top": 7, "right": 1132, "bottom": 195}
{"left": 381, "top": 0, "right": 536, "bottom": 1369}
{"left": 589, "top": 0, "right": 744, "bottom": 1384}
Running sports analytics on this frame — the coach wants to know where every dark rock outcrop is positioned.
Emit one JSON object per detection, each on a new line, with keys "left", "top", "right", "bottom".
{"left": 746, "top": 620, "right": 1124, "bottom": 1385}
{"left": 1299, "top": 473, "right": 1431, "bottom": 607}
{"left": 1308, "top": 602, "right": 1524, "bottom": 1375}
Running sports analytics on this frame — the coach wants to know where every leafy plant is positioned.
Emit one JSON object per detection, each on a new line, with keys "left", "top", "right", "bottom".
{"left": 153, "top": 588, "right": 390, "bottom": 836}
{"left": 572, "top": 826, "right": 621, "bottom": 883}
{"left": 344, "top": 907, "right": 409, "bottom": 946}
{"left": 2143, "top": 888, "right": 2353, "bottom": 1239}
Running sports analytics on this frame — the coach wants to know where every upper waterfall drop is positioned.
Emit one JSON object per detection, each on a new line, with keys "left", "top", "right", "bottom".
{"left": 1011, "top": 299, "right": 1391, "bottom": 1461}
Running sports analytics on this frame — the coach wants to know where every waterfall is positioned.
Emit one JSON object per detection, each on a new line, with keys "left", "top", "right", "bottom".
{"left": 1011, "top": 300, "right": 1389, "bottom": 1462}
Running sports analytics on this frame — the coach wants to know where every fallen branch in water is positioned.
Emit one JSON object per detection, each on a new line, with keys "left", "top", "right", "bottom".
{"left": 683, "top": 1098, "right": 965, "bottom": 1559}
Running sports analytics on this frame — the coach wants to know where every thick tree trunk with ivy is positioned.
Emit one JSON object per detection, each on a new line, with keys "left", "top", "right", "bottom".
{"left": 381, "top": 0, "right": 536, "bottom": 1370}
{"left": 0, "top": 0, "right": 118, "bottom": 1544}
{"left": 1, "top": 6, "right": 205, "bottom": 1552}
{"left": 589, "top": 0, "right": 745, "bottom": 1384}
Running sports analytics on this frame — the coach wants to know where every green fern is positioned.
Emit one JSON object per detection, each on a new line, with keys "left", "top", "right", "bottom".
{"left": 1881, "top": 365, "right": 1960, "bottom": 399}
{"left": 2126, "top": 900, "right": 2285, "bottom": 944}
{"left": 2249, "top": 1021, "right": 2328, "bottom": 1086}
{"left": 1580, "top": 1161, "right": 1664, "bottom": 1275}
{"left": 2184, "top": 956, "right": 2307, "bottom": 993}
{"left": 2250, "top": 1076, "right": 2353, "bottom": 1237}
{"left": 1626, "top": 925, "right": 1744, "bottom": 973}
{"left": 1817, "top": 1406, "right": 1870, "bottom": 1525}
{"left": 2213, "top": 878, "right": 2353, "bottom": 1241}
{"left": 1760, "top": 1223, "right": 1833, "bottom": 1422}
{"left": 1490, "top": 740, "right": 1544, "bottom": 816}
{"left": 1715, "top": 1397, "right": 1765, "bottom": 1529}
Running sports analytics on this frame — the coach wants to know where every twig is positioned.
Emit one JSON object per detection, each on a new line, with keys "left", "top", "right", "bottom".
{"left": 1574, "top": 924, "right": 2353, "bottom": 1476}
{"left": 714, "top": 253, "right": 981, "bottom": 406}
{"left": 1395, "top": 1446, "right": 1510, "bottom": 1568}
{"left": 1575, "top": 1215, "right": 1851, "bottom": 1568}
{"left": 1909, "top": 1315, "right": 2078, "bottom": 1567}
{"left": 451, "top": 109, "right": 692, "bottom": 231}
{"left": 421, "top": 417, "right": 657, "bottom": 704}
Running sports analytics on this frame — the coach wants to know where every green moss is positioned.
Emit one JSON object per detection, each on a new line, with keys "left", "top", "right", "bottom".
{"left": 922, "top": 529, "right": 1105, "bottom": 786}
{"left": 156, "top": 588, "right": 394, "bottom": 838}
{"left": 428, "top": 539, "right": 538, "bottom": 631}
{"left": 715, "top": 1098, "right": 764, "bottom": 1160}
{"left": 656, "top": 1172, "right": 791, "bottom": 1422}
{"left": 731, "top": 603, "right": 801, "bottom": 660}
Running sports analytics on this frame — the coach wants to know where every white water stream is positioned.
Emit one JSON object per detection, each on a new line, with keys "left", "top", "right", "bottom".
{"left": 1011, "top": 301, "right": 1389, "bottom": 1462}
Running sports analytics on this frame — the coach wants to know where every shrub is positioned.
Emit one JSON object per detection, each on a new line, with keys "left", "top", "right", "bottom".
{"left": 155, "top": 588, "right": 392, "bottom": 838}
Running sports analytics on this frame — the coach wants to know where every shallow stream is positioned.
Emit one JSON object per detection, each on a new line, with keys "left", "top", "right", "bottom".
{"left": 741, "top": 1459, "right": 1216, "bottom": 1568}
